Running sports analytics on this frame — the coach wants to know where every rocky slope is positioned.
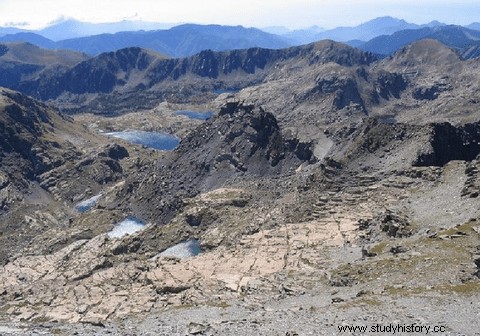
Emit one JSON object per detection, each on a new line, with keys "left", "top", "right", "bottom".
{"left": 0, "top": 42, "right": 88, "bottom": 90}
{"left": 232, "top": 39, "right": 480, "bottom": 142}
{"left": 0, "top": 89, "right": 478, "bottom": 334}
{"left": 0, "top": 88, "right": 152, "bottom": 265}
{"left": 0, "top": 88, "right": 77, "bottom": 200}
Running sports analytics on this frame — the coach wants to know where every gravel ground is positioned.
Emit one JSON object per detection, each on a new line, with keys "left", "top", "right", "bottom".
{"left": 1, "top": 289, "right": 479, "bottom": 335}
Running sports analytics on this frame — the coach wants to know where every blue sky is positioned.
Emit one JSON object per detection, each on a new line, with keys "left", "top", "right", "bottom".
{"left": 0, "top": 0, "right": 479, "bottom": 29}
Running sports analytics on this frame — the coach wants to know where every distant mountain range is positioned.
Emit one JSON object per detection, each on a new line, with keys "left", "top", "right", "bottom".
{"left": 356, "top": 25, "right": 480, "bottom": 58}
{"left": 1, "top": 16, "right": 480, "bottom": 59}
{"left": 37, "top": 19, "right": 177, "bottom": 41}
{"left": 0, "top": 27, "right": 27, "bottom": 36}
{"left": 0, "top": 32, "right": 56, "bottom": 49}
{"left": 467, "top": 23, "right": 480, "bottom": 30}
{"left": 0, "top": 24, "right": 290, "bottom": 58}
{"left": 58, "top": 24, "right": 290, "bottom": 57}
{"left": 0, "top": 19, "right": 176, "bottom": 41}
{"left": 275, "top": 16, "right": 452, "bottom": 45}
{"left": 310, "top": 17, "right": 420, "bottom": 43}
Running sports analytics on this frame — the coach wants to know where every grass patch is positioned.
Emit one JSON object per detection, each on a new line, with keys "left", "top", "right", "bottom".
{"left": 436, "top": 281, "right": 480, "bottom": 295}
{"left": 356, "top": 297, "right": 383, "bottom": 306}
{"left": 369, "top": 241, "right": 390, "bottom": 255}
{"left": 51, "top": 328, "right": 66, "bottom": 335}
{"left": 383, "top": 285, "right": 434, "bottom": 296}
{"left": 205, "top": 300, "right": 231, "bottom": 308}
{"left": 438, "top": 220, "right": 479, "bottom": 237}
{"left": 340, "top": 296, "right": 383, "bottom": 309}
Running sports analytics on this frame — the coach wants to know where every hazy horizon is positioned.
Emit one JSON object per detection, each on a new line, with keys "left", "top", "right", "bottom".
{"left": 0, "top": 0, "right": 479, "bottom": 31}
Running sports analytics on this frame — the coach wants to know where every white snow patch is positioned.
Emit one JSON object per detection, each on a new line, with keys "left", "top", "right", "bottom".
{"left": 108, "top": 217, "right": 146, "bottom": 239}
{"left": 157, "top": 239, "right": 201, "bottom": 259}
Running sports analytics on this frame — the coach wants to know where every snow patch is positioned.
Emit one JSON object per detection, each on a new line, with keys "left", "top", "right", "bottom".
{"left": 157, "top": 239, "right": 201, "bottom": 259}
{"left": 108, "top": 217, "right": 146, "bottom": 239}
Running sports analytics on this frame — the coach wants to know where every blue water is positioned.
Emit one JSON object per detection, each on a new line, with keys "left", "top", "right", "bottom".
{"left": 105, "top": 130, "right": 179, "bottom": 151}
{"left": 108, "top": 216, "right": 146, "bottom": 239}
{"left": 75, "top": 194, "right": 102, "bottom": 213}
{"left": 175, "top": 110, "right": 214, "bottom": 120}
{"left": 157, "top": 239, "right": 201, "bottom": 259}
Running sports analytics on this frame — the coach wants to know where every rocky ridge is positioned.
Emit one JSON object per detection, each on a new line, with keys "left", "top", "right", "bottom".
{"left": 116, "top": 101, "right": 314, "bottom": 226}
{"left": 2, "top": 40, "right": 377, "bottom": 113}
{"left": 0, "top": 42, "right": 88, "bottom": 89}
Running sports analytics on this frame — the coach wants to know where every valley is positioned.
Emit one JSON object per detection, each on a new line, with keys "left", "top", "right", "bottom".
{"left": 0, "top": 28, "right": 479, "bottom": 335}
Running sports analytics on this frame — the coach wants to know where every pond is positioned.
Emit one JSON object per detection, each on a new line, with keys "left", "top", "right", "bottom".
{"left": 108, "top": 216, "right": 146, "bottom": 239}
{"left": 105, "top": 130, "right": 179, "bottom": 151}
{"left": 75, "top": 194, "right": 102, "bottom": 213}
{"left": 175, "top": 110, "right": 214, "bottom": 120}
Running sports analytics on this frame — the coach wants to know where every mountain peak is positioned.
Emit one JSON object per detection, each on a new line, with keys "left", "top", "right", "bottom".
{"left": 315, "top": 16, "right": 418, "bottom": 43}
{"left": 422, "top": 20, "right": 446, "bottom": 28}
{"left": 388, "top": 39, "right": 462, "bottom": 68}
{"left": 309, "top": 40, "right": 377, "bottom": 66}
{"left": 365, "top": 16, "right": 407, "bottom": 24}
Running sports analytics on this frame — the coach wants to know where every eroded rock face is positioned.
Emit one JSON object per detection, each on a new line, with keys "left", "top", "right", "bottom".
{"left": 415, "top": 122, "right": 480, "bottom": 166}
{"left": 372, "top": 71, "right": 407, "bottom": 101}
{"left": 412, "top": 82, "right": 452, "bottom": 100}
{"left": 462, "top": 159, "right": 480, "bottom": 198}
{"left": 325, "top": 118, "right": 480, "bottom": 176}
{"left": 312, "top": 75, "right": 365, "bottom": 110}
{"left": 0, "top": 89, "right": 73, "bottom": 183}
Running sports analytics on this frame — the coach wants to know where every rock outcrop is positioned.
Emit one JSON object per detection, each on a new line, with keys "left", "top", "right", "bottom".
{"left": 118, "top": 101, "right": 314, "bottom": 223}
{"left": 414, "top": 122, "right": 480, "bottom": 166}
{"left": 0, "top": 88, "right": 74, "bottom": 183}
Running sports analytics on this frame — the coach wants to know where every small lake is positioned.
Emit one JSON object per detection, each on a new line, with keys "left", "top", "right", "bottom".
{"left": 175, "top": 110, "right": 214, "bottom": 120}
{"left": 156, "top": 239, "right": 201, "bottom": 259}
{"left": 75, "top": 194, "right": 102, "bottom": 213}
{"left": 105, "top": 130, "right": 179, "bottom": 151}
{"left": 108, "top": 216, "right": 146, "bottom": 239}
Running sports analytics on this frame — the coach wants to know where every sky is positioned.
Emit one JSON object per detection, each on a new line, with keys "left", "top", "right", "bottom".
{"left": 0, "top": 0, "right": 479, "bottom": 30}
